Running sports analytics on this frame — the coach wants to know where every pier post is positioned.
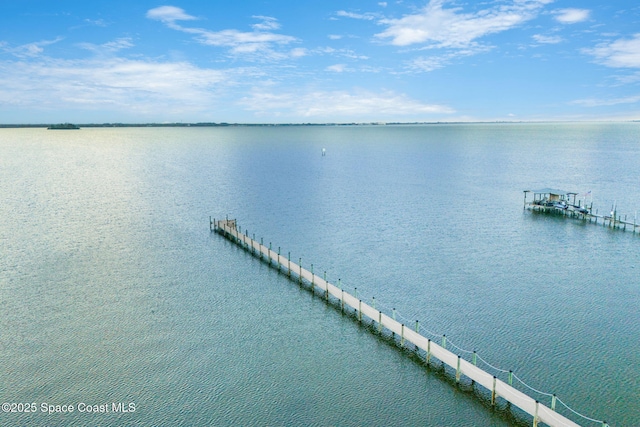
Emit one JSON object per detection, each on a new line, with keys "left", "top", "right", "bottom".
{"left": 288, "top": 252, "right": 291, "bottom": 277}
{"left": 209, "top": 216, "right": 213, "bottom": 231}
{"left": 491, "top": 376, "right": 497, "bottom": 405}
{"left": 415, "top": 320, "right": 419, "bottom": 333}
{"left": 299, "top": 258, "right": 302, "bottom": 284}
{"left": 533, "top": 401, "right": 539, "bottom": 427}
{"left": 456, "top": 356, "right": 461, "bottom": 383}
{"left": 311, "top": 264, "right": 314, "bottom": 286}
{"left": 426, "top": 339, "right": 431, "bottom": 364}
{"left": 359, "top": 300, "right": 362, "bottom": 323}
{"left": 472, "top": 350, "right": 477, "bottom": 366}
{"left": 442, "top": 334, "right": 447, "bottom": 349}
{"left": 324, "top": 272, "right": 328, "bottom": 300}
{"left": 551, "top": 394, "right": 557, "bottom": 411}
{"left": 378, "top": 310, "right": 382, "bottom": 333}
{"left": 400, "top": 324, "right": 404, "bottom": 346}
{"left": 508, "top": 370, "right": 513, "bottom": 386}
{"left": 269, "top": 242, "right": 272, "bottom": 265}
{"left": 277, "top": 247, "right": 281, "bottom": 271}
{"left": 392, "top": 308, "right": 396, "bottom": 321}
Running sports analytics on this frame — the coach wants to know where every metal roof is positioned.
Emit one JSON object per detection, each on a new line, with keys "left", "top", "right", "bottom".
{"left": 527, "top": 188, "right": 572, "bottom": 195}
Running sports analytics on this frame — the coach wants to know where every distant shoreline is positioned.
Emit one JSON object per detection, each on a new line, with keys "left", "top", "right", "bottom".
{"left": 1, "top": 120, "right": 639, "bottom": 128}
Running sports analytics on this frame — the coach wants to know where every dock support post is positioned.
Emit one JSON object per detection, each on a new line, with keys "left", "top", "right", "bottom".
{"left": 551, "top": 394, "right": 557, "bottom": 411}
{"left": 426, "top": 339, "right": 431, "bottom": 364}
{"left": 359, "top": 300, "right": 363, "bottom": 323}
{"left": 372, "top": 297, "right": 376, "bottom": 310}
{"left": 400, "top": 324, "right": 404, "bottom": 346}
{"left": 472, "top": 350, "right": 477, "bottom": 366}
{"left": 442, "top": 335, "right": 447, "bottom": 349}
{"left": 533, "top": 401, "right": 539, "bottom": 427}
{"left": 456, "top": 356, "right": 461, "bottom": 383}
{"left": 491, "top": 376, "right": 497, "bottom": 406}
{"left": 392, "top": 308, "right": 396, "bottom": 321}
{"left": 324, "top": 272, "right": 328, "bottom": 300}
{"left": 209, "top": 216, "right": 213, "bottom": 231}
{"left": 378, "top": 310, "right": 382, "bottom": 333}
{"left": 415, "top": 320, "right": 419, "bottom": 333}
{"left": 268, "top": 242, "right": 272, "bottom": 265}
{"left": 288, "top": 252, "right": 291, "bottom": 277}
{"left": 341, "top": 289, "right": 344, "bottom": 313}
{"left": 311, "top": 264, "right": 314, "bottom": 286}
{"left": 277, "top": 247, "right": 281, "bottom": 271}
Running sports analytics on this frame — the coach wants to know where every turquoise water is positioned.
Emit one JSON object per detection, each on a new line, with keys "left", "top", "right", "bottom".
{"left": 1, "top": 124, "right": 639, "bottom": 426}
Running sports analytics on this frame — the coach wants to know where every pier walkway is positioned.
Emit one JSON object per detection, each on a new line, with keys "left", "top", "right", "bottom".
{"left": 213, "top": 218, "right": 606, "bottom": 427}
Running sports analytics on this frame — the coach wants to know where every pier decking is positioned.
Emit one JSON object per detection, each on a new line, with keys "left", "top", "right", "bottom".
{"left": 524, "top": 189, "right": 639, "bottom": 232}
{"left": 212, "top": 218, "right": 608, "bottom": 427}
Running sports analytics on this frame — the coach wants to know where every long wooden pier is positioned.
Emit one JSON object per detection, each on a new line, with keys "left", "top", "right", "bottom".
{"left": 212, "top": 218, "right": 607, "bottom": 427}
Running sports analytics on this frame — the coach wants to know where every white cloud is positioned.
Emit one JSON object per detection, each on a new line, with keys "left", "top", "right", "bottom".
{"left": 570, "top": 94, "right": 640, "bottom": 107}
{"left": 375, "top": 0, "right": 552, "bottom": 48}
{"left": 553, "top": 8, "right": 590, "bottom": 24}
{"left": 289, "top": 48, "right": 307, "bottom": 58}
{"left": 0, "top": 57, "right": 233, "bottom": 117}
{"left": 407, "top": 55, "right": 452, "bottom": 72}
{"left": 532, "top": 34, "right": 563, "bottom": 44}
{"left": 328, "top": 34, "right": 343, "bottom": 40}
{"left": 251, "top": 16, "right": 281, "bottom": 31}
{"left": 78, "top": 37, "right": 134, "bottom": 54}
{"left": 326, "top": 64, "right": 347, "bottom": 72}
{"left": 239, "top": 89, "right": 454, "bottom": 119}
{"left": 1, "top": 37, "right": 63, "bottom": 58}
{"left": 146, "top": 6, "right": 197, "bottom": 24}
{"left": 336, "top": 10, "right": 377, "bottom": 21}
{"left": 585, "top": 34, "right": 640, "bottom": 68}
{"left": 147, "top": 7, "right": 299, "bottom": 60}
{"left": 406, "top": 45, "right": 492, "bottom": 72}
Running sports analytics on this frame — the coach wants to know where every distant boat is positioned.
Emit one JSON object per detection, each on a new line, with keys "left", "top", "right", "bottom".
{"left": 48, "top": 123, "right": 80, "bottom": 130}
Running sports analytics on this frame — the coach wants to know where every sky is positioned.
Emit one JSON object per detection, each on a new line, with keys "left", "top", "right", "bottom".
{"left": 2, "top": 0, "right": 640, "bottom": 123}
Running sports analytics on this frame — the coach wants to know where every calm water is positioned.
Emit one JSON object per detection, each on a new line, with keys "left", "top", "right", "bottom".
{"left": 1, "top": 124, "right": 639, "bottom": 426}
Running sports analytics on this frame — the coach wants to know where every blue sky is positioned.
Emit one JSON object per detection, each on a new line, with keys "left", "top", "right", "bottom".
{"left": 2, "top": 1, "right": 640, "bottom": 123}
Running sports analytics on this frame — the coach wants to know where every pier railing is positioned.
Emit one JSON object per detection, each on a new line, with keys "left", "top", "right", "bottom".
{"left": 212, "top": 217, "right": 609, "bottom": 427}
